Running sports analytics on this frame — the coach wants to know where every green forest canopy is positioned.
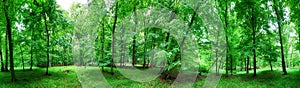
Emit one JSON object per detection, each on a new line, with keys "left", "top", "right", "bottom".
{"left": 0, "top": 0, "right": 300, "bottom": 87}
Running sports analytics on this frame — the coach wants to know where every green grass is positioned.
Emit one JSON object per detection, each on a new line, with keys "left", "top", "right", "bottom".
{"left": 0, "top": 66, "right": 299, "bottom": 88}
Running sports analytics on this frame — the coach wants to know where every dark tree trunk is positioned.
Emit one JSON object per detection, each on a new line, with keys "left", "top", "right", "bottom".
{"left": 178, "top": 9, "right": 197, "bottom": 62}
{"left": 273, "top": 0, "right": 287, "bottom": 75}
{"left": 111, "top": 1, "right": 118, "bottom": 74}
{"left": 251, "top": 6, "right": 257, "bottom": 77}
{"left": 224, "top": 0, "right": 232, "bottom": 76}
{"left": 20, "top": 46, "right": 25, "bottom": 71}
{"left": 246, "top": 56, "right": 249, "bottom": 74}
{"left": 29, "top": 29, "right": 34, "bottom": 71}
{"left": 4, "top": 1, "right": 17, "bottom": 81}
{"left": 143, "top": 29, "right": 148, "bottom": 68}
{"left": 132, "top": 5, "right": 137, "bottom": 67}
{"left": 101, "top": 19, "right": 105, "bottom": 71}
{"left": 5, "top": 30, "right": 9, "bottom": 72}
{"left": 0, "top": 46, "right": 4, "bottom": 72}
{"left": 269, "top": 61, "right": 273, "bottom": 71}
{"left": 42, "top": 10, "right": 50, "bottom": 76}
{"left": 244, "top": 58, "right": 247, "bottom": 71}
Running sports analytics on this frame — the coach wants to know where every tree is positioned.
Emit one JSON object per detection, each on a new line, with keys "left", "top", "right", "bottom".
{"left": 272, "top": 0, "right": 287, "bottom": 75}
{"left": 111, "top": 1, "right": 119, "bottom": 74}
{"left": 3, "top": 0, "right": 17, "bottom": 82}
{"left": 0, "top": 38, "right": 3, "bottom": 72}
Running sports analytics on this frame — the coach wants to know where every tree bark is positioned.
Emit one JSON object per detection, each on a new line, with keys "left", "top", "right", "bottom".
{"left": 20, "top": 46, "right": 25, "bottom": 71}
{"left": 4, "top": 0, "right": 17, "bottom": 81}
{"left": 251, "top": 6, "right": 257, "bottom": 77}
{"left": 273, "top": 0, "right": 287, "bottom": 75}
{"left": 269, "top": 60, "right": 273, "bottom": 71}
{"left": 111, "top": 1, "right": 118, "bottom": 74}
{"left": 42, "top": 9, "right": 50, "bottom": 76}
{"left": 246, "top": 56, "right": 249, "bottom": 74}
{"left": 244, "top": 58, "right": 247, "bottom": 71}
{"left": 224, "top": 0, "right": 232, "bottom": 76}
{"left": 0, "top": 45, "right": 4, "bottom": 72}
{"left": 29, "top": 29, "right": 34, "bottom": 70}
{"left": 101, "top": 18, "right": 105, "bottom": 71}
{"left": 5, "top": 29, "right": 9, "bottom": 72}
{"left": 143, "top": 29, "right": 148, "bottom": 68}
{"left": 132, "top": 5, "right": 137, "bottom": 67}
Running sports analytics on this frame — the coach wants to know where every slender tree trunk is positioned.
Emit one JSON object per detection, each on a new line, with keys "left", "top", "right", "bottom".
{"left": 143, "top": 29, "right": 148, "bottom": 68}
{"left": 4, "top": 1, "right": 17, "bottom": 81}
{"left": 42, "top": 10, "right": 50, "bottom": 76}
{"left": 0, "top": 46, "right": 4, "bottom": 72}
{"left": 178, "top": 8, "right": 197, "bottom": 62}
{"left": 101, "top": 19, "right": 105, "bottom": 71}
{"left": 111, "top": 1, "right": 118, "bottom": 74}
{"left": 285, "top": 36, "right": 290, "bottom": 68}
{"left": 273, "top": 0, "right": 287, "bottom": 75}
{"left": 290, "top": 46, "right": 293, "bottom": 67}
{"left": 132, "top": 5, "right": 137, "bottom": 67}
{"left": 29, "top": 29, "right": 34, "bottom": 70}
{"left": 20, "top": 46, "right": 25, "bottom": 71}
{"left": 269, "top": 60, "right": 273, "bottom": 71}
{"left": 5, "top": 30, "right": 9, "bottom": 72}
{"left": 246, "top": 56, "right": 249, "bottom": 74}
{"left": 0, "top": 36, "right": 3, "bottom": 72}
{"left": 251, "top": 6, "right": 257, "bottom": 77}
{"left": 224, "top": 0, "right": 232, "bottom": 76}
{"left": 244, "top": 58, "right": 247, "bottom": 71}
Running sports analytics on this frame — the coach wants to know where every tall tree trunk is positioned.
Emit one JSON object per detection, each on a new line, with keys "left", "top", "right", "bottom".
{"left": 0, "top": 45, "right": 4, "bottom": 72}
{"left": 4, "top": 1, "right": 17, "bottom": 81}
{"left": 132, "top": 5, "right": 137, "bottom": 67}
{"left": 246, "top": 56, "right": 249, "bottom": 74}
{"left": 101, "top": 19, "right": 105, "bottom": 71}
{"left": 273, "top": 0, "right": 287, "bottom": 75}
{"left": 251, "top": 6, "right": 257, "bottom": 77}
{"left": 290, "top": 46, "right": 293, "bottom": 67}
{"left": 178, "top": 8, "right": 197, "bottom": 63}
{"left": 244, "top": 58, "right": 247, "bottom": 71}
{"left": 19, "top": 46, "right": 25, "bottom": 71}
{"left": 224, "top": 0, "right": 230, "bottom": 76}
{"left": 111, "top": 1, "right": 118, "bottom": 74}
{"left": 143, "top": 29, "right": 148, "bottom": 68}
{"left": 42, "top": 10, "right": 50, "bottom": 76}
{"left": 29, "top": 29, "right": 34, "bottom": 70}
{"left": 268, "top": 38, "right": 273, "bottom": 71}
{"left": 5, "top": 30, "right": 9, "bottom": 72}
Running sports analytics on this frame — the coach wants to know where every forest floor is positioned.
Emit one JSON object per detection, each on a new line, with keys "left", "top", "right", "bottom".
{"left": 0, "top": 66, "right": 299, "bottom": 88}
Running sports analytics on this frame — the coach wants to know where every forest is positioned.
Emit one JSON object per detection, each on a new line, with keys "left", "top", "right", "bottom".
{"left": 0, "top": 0, "right": 300, "bottom": 88}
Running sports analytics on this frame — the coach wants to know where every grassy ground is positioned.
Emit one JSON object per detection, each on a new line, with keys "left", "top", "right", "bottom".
{"left": 0, "top": 66, "right": 299, "bottom": 88}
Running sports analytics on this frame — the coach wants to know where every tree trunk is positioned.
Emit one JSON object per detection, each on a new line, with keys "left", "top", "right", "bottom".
{"left": 290, "top": 46, "right": 294, "bottom": 67}
{"left": 224, "top": 0, "right": 230, "bottom": 76}
{"left": 29, "top": 30, "right": 34, "bottom": 70}
{"left": 143, "top": 29, "right": 148, "bottom": 68}
{"left": 273, "top": 0, "right": 287, "bottom": 75}
{"left": 244, "top": 58, "right": 247, "bottom": 71}
{"left": 251, "top": 6, "right": 257, "bottom": 77}
{"left": 0, "top": 46, "right": 4, "bottom": 72}
{"left": 132, "top": 6, "right": 137, "bottom": 67}
{"left": 4, "top": 1, "right": 17, "bottom": 81}
{"left": 246, "top": 56, "right": 249, "bottom": 74}
{"left": 42, "top": 10, "right": 50, "bottom": 76}
{"left": 5, "top": 30, "right": 9, "bottom": 72}
{"left": 269, "top": 60, "right": 273, "bottom": 71}
{"left": 20, "top": 46, "right": 25, "bottom": 71}
{"left": 101, "top": 19, "right": 105, "bottom": 71}
{"left": 111, "top": 1, "right": 118, "bottom": 74}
